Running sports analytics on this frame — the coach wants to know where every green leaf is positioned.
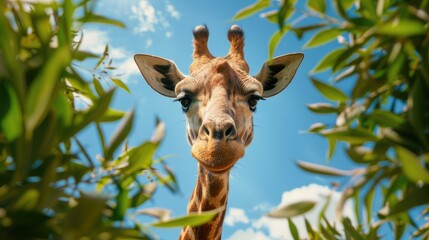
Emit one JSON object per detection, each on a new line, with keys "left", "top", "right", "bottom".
{"left": 313, "top": 48, "right": 346, "bottom": 73}
{"left": 0, "top": 82, "right": 22, "bottom": 141}
{"left": 296, "top": 160, "right": 351, "bottom": 176}
{"left": 308, "top": 0, "right": 326, "bottom": 14}
{"left": 112, "top": 185, "right": 129, "bottom": 221}
{"left": 276, "top": 0, "right": 296, "bottom": 30}
{"left": 106, "top": 110, "right": 134, "bottom": 160}
{"left": 321, "top": 127, "right": 378, "bottom": 144}
{"left": 232, "top": 0, "right": 271, "bottom": 20}
{"left": 305, "top": 218, "right": 316, "bottom": 239}
{"left": 292, "top": 23, "right": 327, "bottom": 39}
{"left": 304, "top": 28, "right": 342, "bottom": 48}
{"left": 308, "top": 123, "right": 327, "bottom": 133}
{"left": 152, "top": 208, "right": 222, "bottom": 228}
{"left": 307, "top": 103, "right": 338, "bottom": 114}
{"left": 68, "top": 89, "right": 115, "bottom": 137}
{"left": 369, "top": 109, "right": 405, "bottom": 128}
{"left": 378, "top": 19, "right": 426, "bottom": 37}
{"left": 268, "top": 29, "right": 289, "bottom": 59}
{"left": 93, "top": 78, "right": 104, "bottom": 96}
{"left": 311, "top": 78, "right": 348, "bottom": 102}
{"left": 342, "top": 217, "right": 365, "bottom": 240}
{"left": 122, "top": 142, "right": 157, "bottom": 175}
{"left": 99, "top": 109, "right": 126, "bottom": 122}
{"left": 25, "top": 46, "right": 71, "bottom": 132}
{"left": 288, "top": 218, "right": 300, "bottom": 240}
{"left": 326, "top": 138, "right": 337, "bottom": 160}
{"left": 395, "top": 146, "right": 429, "bottom": 184}
{"left": 267, "top": 201, "right": 316, "bottom": 218}
{"left": 111, "top": 78, "right": 131, "bottom": 93}
{"left": 72, "top": 50, "right": 99, "bottom": 61}
{"left": 389, "top": 186, "right": 429, "bottom": 216}
{"left": 62, "top": 194, "right": 106, "bottom": 238}
{"left": 346, "top": 146, "right": 378, "bottom": 163}
{"left": 12, "top": 188, "right": 39, "bottom": 210}
{"left": 81, "top": 13, "right": 125, "bottom": 28}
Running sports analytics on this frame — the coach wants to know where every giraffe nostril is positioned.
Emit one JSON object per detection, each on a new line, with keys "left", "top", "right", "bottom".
{"left": 224, "top": 124, "right": 237, "bottom": 140}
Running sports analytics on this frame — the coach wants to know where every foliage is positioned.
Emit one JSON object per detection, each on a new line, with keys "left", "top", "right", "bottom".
{"left": 0, "top": 1, "right": 217, "bottom": 239}
{"left": 235, "top": 0, "right": 429, "bottom": 239}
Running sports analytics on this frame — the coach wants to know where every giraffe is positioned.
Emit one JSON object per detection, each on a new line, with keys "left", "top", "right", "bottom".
{"left": 134, "top": 25, "right": 303, "bottom": 240}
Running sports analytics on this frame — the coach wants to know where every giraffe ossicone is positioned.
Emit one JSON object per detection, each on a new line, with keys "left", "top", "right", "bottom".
{"left": 135, "top": 25, "right": 303, "bottom": 240}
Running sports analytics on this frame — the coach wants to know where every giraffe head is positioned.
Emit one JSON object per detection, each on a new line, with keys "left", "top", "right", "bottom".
{"left": 135, "top": 25, "right": 303, "bottom": 173}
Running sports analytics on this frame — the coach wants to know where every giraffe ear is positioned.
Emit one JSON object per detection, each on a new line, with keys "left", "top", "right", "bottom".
{"left": 254, "top": 53, "right": 304, "bottom": 98}
{"left": 134, "top": 54, "right": 187, "bottom": 98}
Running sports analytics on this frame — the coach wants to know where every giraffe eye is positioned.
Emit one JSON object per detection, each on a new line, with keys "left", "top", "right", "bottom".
{"left": 174, "top": 95, "right": 193, "bottom": 112}
{"left": 248, "top": 95, "right": 264, "bottom": 112}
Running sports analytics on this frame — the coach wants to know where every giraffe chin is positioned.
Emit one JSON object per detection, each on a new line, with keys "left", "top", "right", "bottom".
{"left": 191, "top": 139, "right": 245, "bottom": 173}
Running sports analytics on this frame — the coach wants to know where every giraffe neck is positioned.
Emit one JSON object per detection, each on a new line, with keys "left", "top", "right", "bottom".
{"left": 179, "top": 164, "right": 229, "bottom": 240}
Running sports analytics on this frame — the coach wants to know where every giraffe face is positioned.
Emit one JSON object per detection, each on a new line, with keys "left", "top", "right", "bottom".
{"left": 174, "top": 58, "right": 263, "bottom": 173}
{"left": 134, "top": 25, "right": 303, "bottom": 173}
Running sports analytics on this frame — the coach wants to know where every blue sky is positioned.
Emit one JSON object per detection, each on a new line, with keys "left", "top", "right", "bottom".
{"left": 76, "top": 0, "right": 363, "bottom": 239}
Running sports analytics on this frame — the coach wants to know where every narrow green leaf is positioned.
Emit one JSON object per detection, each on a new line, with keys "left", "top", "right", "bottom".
{"left": 288, "top": 218, "right": 300, "bottom": 240}
{"left": 304, "top": 28, "right": 342, "bottom": 48}
{"left": 122, "top": 142, "right": 157, "bottom": 175}
{"left": 342, "top": 217, "right": 364, "bottom": 240}
{"left": 68, "top": 89, "right": 115, "bottom": 137}
{"left": 0, "top": 82, "right": 22, "bottom": 141}
{"left": 106, "top": 110, "right": 135, "bottom": 160}
{"left": 268, "top": 29, "right": 288, "bottom": 59}
{"left": 378, "top": 19, "right": 426, "bottom": 36}
{"left": 313, "top": 48, "right": 346, "bottom": 73}
{"left": 111, "top": 78, "right": 131, "bottom": 93}
{"left": 308, "top": 123, "right": 327, "bottom": 133}
{"left": 276, "top": 0, "right": 296, "bottom": 30}
{"left": 152, "top": 208, "right": 222, "bottom": 228}
{"left": 81, "top": 14, "right": 125, "bottom": 28}
{"left": 232, "top": 0, "right": 271, "bottom": 20}
{"left": 321, "top": 127, "right": 378, "bottom": 144}
{"left": 369, "top": 109, "right": 405, "bottom": 128}
{"left": 99, "top": 109, "right": 126, "bottom": 122}
{"left": 327, "top": 138, "right": 337, "bottom": 160}
{"left": 25, "top": 46, "right": 70, "bottom": 131}
{"left": 267, "top": 201, "right": 316, "bottom": 218}
{"left": 112, "top": 185, "right": 129, "bottom": 221}
{"left": 308, "top": 0, "right": 326, "bottom": 14}
{"left": 311, "top": 78, "right": 348, "bottom": 102}
{"left": 93, "top": 78, "right": 104, "bottom": 96}
{"left": 305, "top": 218, "right": 316, "bottom": 239}
{"left": 73, "top": 50, "right": 99, "bottom": 61}
{"left": 307, "top": 103, "right": 338, "bottom": 114}
{"left": 296, "top": 160, "right": 351, "bottom": 176}
{"left": 395, "top": 146, "right": 429, "bottom": 183}
{"left": 12, "top": 188, "right": 39, "bottom": 210}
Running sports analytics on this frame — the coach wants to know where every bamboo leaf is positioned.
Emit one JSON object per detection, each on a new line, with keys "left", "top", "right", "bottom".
{"left": 0, "top": 82, "right": 22, "bottom": 141}
{"left": 268, "top": 29, "right": 288, "bottom": 59}
{"left": 321, "top": 127, "right": 378, "bottom": 144}
{"left": 311, "top": 78, "right": 348, "bottom": 102}
{"left": 233, "top": 0, "right": 271, "bottom": 20}
{"left": 395, "top": 146, "right": 429, "bottom": 184}
{"left": 307, "top": 103, "right": 338, "bottom": 114}
{"left": 106, "top": 110, "right": 135, "bottom": 161}
{"left": 378, "top": 19, "right": 426, "bottom": 36}
{"left": 267, "top": 201, "right": 316, "bottom": 218}
{"left": 296, "top": 160, "right": 351, "bottom": 176}
{"left": 111, "top": 78, "right": 131, "bottom": 93}
{"left": 313, "top": 48, "right": 346, "bottom": 73}
{"left": 304, "top": 28, "right": 342, "bottom": 48}
{"left": 288, "top": 218, "right": 300, "bottom": 240}
{"left": 81, "top": 14, "right": 125, "bottom": 28}
{"left": 152, "top": 208, "right": 222, "bottom": 228}
{"left": 308, "top": 0, "right": 326, "bottom": 14}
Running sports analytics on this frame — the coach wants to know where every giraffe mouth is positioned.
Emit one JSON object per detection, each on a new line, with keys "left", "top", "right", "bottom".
{"left": 191, "top": 139, "right": 245, "bottom": 173}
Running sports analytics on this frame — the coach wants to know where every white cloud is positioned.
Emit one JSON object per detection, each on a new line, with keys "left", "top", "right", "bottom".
{"left": 166, "top": 3, "right": 180, "bottom": 19}
{"left": 145, "top": 39, "right": 153, "bottom": 48}
{"left": 225, "top": 208, "right": 250, "bottom": 227}
{"left": 131, "top": 0, "right": 158, "bottom": 33}
{"left": 226, "top": 228, "right": 270, "bottom": 240}
{"left": 80, "top": 29, "right": 127, "bottom": 60}
{"left": 165, "top": 31, "right": 173, "bottom": 38}
{"left": 130, "top": 0, "right": 180, "bottom": 34}
{"left": 226, "top": 184, "right": 357, "bottom": 240}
